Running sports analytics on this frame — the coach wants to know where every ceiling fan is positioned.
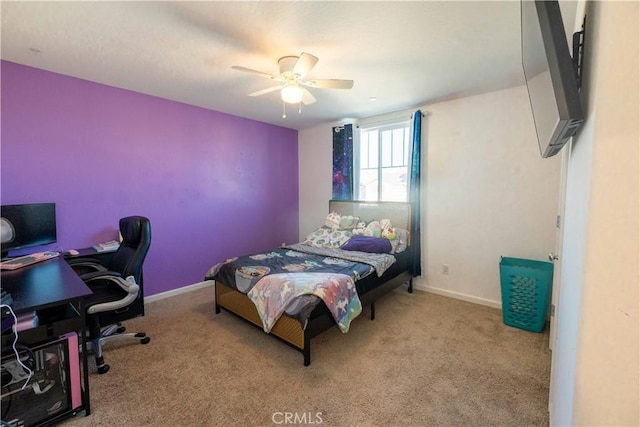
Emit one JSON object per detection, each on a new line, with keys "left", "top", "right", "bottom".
{"left": 232, "top": 52, "right": 354, "bottom": 116}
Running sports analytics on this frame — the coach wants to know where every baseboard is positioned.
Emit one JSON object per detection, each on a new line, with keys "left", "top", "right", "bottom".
{"left": 144, "top": 280, "right": 215, "bottom": 304}
{"left": 414, "top": 283, "right": 502, "bottom": 309}
{"left": 144, "top": 280, "right": 501, "bottom": 310}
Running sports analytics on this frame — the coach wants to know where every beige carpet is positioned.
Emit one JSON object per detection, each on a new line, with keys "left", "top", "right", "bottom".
{"left": 62, "top": 285, "right": 550, "bottom": 427}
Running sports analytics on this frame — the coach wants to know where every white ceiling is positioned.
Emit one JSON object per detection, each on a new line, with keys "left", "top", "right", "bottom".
{"left": 1, "top": 1, "right": 526, "bottom": 130}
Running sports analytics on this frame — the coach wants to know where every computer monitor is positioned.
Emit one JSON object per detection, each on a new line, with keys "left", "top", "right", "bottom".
{"left": 0, "top": 203, "right": 57, "bottom": 258}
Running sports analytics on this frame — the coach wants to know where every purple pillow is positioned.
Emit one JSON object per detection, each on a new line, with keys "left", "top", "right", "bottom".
{"left": 341, "top": 235, "right": 393, "bottom": 254}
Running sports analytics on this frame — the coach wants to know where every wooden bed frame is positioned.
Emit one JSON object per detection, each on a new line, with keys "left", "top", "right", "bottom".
{"left": 213, "top": 200, "right": 414, "bottom": 366}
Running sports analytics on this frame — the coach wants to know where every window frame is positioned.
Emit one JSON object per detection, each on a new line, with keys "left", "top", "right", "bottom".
{"left": 354, "top": 119, "right": 411, "bottom": 202}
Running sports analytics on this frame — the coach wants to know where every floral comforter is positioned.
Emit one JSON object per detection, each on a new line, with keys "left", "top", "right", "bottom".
{"left": 206, "top": 244, "right": 395, "bottom": 330}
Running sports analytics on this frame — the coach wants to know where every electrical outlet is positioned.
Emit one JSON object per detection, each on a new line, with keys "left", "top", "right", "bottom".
{"left": 442, "top": 264, "right": 450, "bottom": 275}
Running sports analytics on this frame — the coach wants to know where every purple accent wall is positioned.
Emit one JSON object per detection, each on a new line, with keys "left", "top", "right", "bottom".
{"left": 1, "top": 61, "right": 299, "bottom": 297}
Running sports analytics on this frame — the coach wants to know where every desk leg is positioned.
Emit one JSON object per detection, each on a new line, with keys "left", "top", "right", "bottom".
{"left": 79, "top": 298, "right": 91, "bottom": 416}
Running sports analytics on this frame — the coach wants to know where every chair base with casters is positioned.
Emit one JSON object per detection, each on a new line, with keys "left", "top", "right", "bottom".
{"left": 83, "top": 273, "right": 151, "bottom": 374}
{"left": 87, "top": 321, "right": 150, "bottom": 374}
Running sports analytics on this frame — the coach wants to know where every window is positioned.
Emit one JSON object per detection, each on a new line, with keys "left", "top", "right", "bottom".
{"left": 355, "top": 120, "right": 411, "bottom": 202}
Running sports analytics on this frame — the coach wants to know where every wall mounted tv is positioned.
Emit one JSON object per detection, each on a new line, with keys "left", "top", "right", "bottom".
{"left": 0, "top": 203, "right": 57, "bottom": 258}
{"left": 522, "top": 0, "right": 584, "bottom": 158}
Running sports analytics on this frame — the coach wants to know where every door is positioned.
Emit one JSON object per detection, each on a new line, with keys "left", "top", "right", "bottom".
{"left": 549, "top": 147, "right": 568, "bottom": 349}
{"left": 548, "top": 145, "right": 569, "bottom": 416}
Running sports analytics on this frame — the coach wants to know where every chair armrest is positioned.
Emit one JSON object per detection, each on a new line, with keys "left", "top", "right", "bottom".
{"left": 80, "top": 270, "right": 122, "bottom": 282}
{"left": 67, "top": 257, "right": 108, "bottom": 273}
{"left": 85, "top": 275, "right": 140, "bottom": 315}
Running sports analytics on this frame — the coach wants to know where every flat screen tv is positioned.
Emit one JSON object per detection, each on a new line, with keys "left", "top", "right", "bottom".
{"left": 0, "top": 203, "right": 57, "bottom": 258}
{"left": 521, "top": 0, "right": 584, "bottom": 158}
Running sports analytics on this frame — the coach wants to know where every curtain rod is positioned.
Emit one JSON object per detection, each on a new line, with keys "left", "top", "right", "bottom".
{"left": 333, "top": 106, "right": 430, "bottom": 130}
{"left": 355, "top": 109, "right": 426, "bottom": 128}
{"left": 357, "top": 117, "right": 410, "bottom": 129}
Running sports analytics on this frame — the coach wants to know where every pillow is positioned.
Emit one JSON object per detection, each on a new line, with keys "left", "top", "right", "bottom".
{"left": 303, "top": 227, "right": 352, "bottom": 249}
{"left": 303, "top": 226, "right": 332, "bottom": 248}
{"left": 389, "top": 228, "right": 409, "bottom": 254}
{"left": 327, "top": 229, "right": 353, "bottom": 248}
{"left": 380, "top": 219, "right": 396, "bottom": 240}
{"left": 325, "top": 211, "right": 341, "bottom": 230}
{"left": 366, "top": 221, "right": 382, "bottom": 238}
{"left": 352, "top": 221, "right": 370, "bottom": 236}
{"left": 338, "top": 215, "right": 360, "bottom": 230}
{"left": 341, "top": 235, "right": 393, "bottom": 254}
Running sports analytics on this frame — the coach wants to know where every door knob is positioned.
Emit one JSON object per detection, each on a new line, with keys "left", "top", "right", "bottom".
{"left": 548, "top": 253, "right": 559, "bottom": 262}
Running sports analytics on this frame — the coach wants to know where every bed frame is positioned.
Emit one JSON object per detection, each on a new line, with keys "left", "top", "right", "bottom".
{"left": 213, "top": 200, "right": 414, "bottom": 366}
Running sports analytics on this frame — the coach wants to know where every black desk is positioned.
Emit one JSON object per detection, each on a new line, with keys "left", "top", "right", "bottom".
{"left": 1, "top": 256, "right": 93, "bottom": 424}
{"left": 2, "top": 257, "right": 92, "bottom": 312}
{"left": 63, "top": 246, "right": 116, "bottom": 268}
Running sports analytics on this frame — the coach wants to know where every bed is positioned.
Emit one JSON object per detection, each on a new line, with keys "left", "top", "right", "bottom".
{"left": 205, "top": 200, "right": 415, "bottom": 366}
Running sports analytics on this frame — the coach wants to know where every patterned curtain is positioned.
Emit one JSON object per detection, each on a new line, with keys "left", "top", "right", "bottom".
{"left": 409, "top": 111, "right": 422, "bottom": 277}
{"left": 332, "top": 124, "right": 353, "bottom": 200}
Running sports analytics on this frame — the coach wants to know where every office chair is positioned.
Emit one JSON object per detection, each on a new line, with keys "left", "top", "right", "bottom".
{"left": 68, "top": 216, "right": 151, "bottom": 374}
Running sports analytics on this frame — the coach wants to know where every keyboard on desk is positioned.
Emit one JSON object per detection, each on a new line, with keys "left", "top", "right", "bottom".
{"left": 0, "top": 251, "right": 60, "bottom": 270}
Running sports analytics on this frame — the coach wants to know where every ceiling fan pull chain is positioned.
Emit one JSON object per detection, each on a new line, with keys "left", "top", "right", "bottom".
{"left": 282, "top": 101, "right": 287, "bottom": 118}
{"left": 298, "top": 103, "right": 302, "bottom": 114}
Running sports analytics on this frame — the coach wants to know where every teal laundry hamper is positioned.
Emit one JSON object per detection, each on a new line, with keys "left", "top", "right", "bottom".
{"left": 499, "top": 257, "right": 554, "bottom": 333}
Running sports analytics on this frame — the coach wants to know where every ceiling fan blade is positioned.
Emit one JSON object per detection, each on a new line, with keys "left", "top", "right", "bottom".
{"left": 302, "top": 79, "right": 354, "bottom": 89}
{"left": 293, "top": 52, "right": 319, "bottom": 78}
{"left": 231, "top": 65, "right": 281, "bottom": 81}
{"left": 302, "top": 88, "right": 316, "bottom": 105}
{"left": 248, "top": 85, "right": 282, "bottom": 97}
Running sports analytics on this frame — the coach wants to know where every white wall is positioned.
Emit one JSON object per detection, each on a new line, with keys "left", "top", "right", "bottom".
{"left": 420, "top": 86, "right": 560, "bottom": 306}
{"left": 550, "top": 1, "right": 640, "bottom": 425}
{"left": 299, "top": 85, "right": 561, "bottom": 307}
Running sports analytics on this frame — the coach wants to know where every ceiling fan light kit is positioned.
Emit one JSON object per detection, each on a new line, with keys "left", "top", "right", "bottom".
{"left": 281, "top": 83, "right": 304, "bottom": 104}
{"left": 232, "top": 52, "right": 354, "bottom": 117}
